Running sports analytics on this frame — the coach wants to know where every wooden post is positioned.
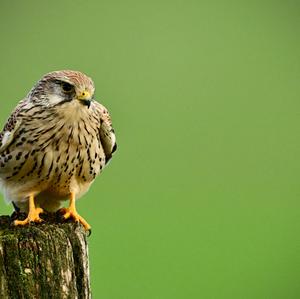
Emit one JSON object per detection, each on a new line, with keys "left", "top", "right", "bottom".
{"left": 0, "top": 214, "right": 91, "bottom": 299}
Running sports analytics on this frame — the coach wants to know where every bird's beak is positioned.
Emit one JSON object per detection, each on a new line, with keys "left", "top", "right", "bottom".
{"left": 77, "top": 90, "right": 91, "bottom": 108}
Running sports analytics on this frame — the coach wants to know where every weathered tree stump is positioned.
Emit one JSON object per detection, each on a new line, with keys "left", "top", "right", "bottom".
{"left": 0, "top": 214, "right": 91, "bottom": 299}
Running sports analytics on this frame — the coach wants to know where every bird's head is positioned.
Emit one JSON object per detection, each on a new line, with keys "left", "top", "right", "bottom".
{"left": 29, "top": 70, "right": 95, "bottom": 108}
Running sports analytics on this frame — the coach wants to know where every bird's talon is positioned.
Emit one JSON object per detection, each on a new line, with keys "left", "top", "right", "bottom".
{"left": 14, "top": 210, "right": 44, "bottom": 226}
{"left": 59, "top": 208, "right": 67, "bottom": 214}
{"left": 60, "top": 207, "right": 91, "bottom": 231}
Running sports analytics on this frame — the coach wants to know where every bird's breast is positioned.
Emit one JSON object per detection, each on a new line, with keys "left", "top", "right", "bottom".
{"left": 43, "top": 119, "right": 106, "bottom": 194}
{"left": 1, "top": 110, "right": 106, "bottom": 200}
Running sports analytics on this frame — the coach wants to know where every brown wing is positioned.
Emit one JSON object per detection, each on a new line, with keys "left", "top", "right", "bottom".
{"left": 0, "top": 99, "right": 27, "bottom": 153}
{"left": 96, "top": 103, "right": 117, "bottom": 164}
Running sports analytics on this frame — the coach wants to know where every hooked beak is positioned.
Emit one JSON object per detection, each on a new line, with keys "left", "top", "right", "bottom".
{"left": 77, "top": 90, "right": 92, "bottom": 108}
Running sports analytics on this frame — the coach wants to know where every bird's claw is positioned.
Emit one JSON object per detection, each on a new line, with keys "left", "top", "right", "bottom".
{"left": 14, "top": 207, "right": 44, "bottom": 226}
{"left": 59, "top": 208, "right": 91, "bottom": 231}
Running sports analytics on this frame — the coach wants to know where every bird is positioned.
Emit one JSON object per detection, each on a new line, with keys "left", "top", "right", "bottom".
{"left": 0, "top": 70, "right": 117, "bottom": 231}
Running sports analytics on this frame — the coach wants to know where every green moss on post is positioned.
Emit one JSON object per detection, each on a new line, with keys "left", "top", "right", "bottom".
{"left": 0, "top": 215, "right": 91, "bottom": 299}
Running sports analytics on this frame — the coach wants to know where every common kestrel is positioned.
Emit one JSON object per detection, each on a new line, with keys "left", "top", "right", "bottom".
{"left": 0, "top": 70, "right": 117, "bottom": 230}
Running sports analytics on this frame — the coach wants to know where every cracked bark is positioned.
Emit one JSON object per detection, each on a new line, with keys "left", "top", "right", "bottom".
{"left": 0, "top": 215, "right": 91, "bottom": 299}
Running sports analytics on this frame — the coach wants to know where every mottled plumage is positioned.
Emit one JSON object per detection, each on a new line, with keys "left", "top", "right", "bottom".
{"left": 0, "top": 70, "right": 117, "bottom": 230}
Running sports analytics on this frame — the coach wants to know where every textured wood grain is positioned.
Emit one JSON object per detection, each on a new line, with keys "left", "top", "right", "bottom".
{"left": 0, "top": 214, "right": 91, "bottom": 299}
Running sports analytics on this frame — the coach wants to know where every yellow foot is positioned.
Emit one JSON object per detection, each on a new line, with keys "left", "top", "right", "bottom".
{"left": 60, "top": 208, "right": 91, "bottom": 231}
{"left": 14, "top": 208, "right": 44, "bottom": 226}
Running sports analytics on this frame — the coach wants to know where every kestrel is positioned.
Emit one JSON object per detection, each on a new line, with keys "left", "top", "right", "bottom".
{"left": 0, "top": 70, "right": 117, "bottom": 231}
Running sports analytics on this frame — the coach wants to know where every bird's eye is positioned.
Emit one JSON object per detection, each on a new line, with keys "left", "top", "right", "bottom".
{"left": 61, "top": 82, "right": 73, "bottom": 93}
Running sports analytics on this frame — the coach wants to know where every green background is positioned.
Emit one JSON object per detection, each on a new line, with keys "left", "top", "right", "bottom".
{"left": 0, "top": 1, "right": 299, "bottom": 298}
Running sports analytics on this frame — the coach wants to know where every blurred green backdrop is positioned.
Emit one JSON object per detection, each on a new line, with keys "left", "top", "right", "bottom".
{"left": 0, "top": 1, "right": 300, "bottom": 298}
